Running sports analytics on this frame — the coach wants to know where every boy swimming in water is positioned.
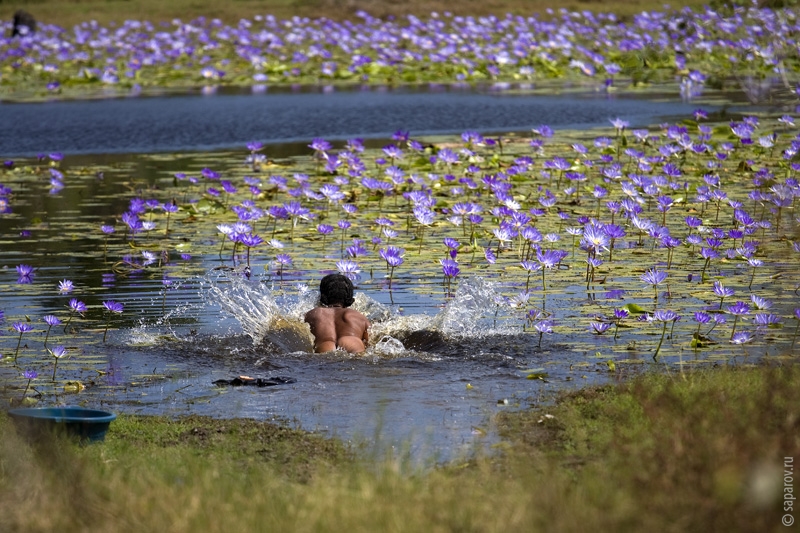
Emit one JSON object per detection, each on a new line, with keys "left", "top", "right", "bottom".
{"left": 304, "top": 273, "right": 370, "bottom": 353}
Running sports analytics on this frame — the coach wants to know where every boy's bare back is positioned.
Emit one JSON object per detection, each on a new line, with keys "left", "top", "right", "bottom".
{"left": 304, "top": 306, "right": 370, "bottom": 354}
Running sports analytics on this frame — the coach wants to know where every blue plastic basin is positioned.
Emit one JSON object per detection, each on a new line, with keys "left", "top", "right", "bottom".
{"left": 8, "top": 407, "right": 117, "bottom": 442}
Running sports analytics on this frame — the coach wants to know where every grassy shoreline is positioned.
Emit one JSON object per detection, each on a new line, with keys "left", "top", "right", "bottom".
{"left": 2, "top": 364, "right": 797, "bottom": 532}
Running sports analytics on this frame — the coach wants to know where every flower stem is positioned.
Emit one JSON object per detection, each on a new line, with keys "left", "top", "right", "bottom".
{"left": 730, "top": 316, "right": 739, "bottom": 341}
{"left": 653, "top": 322, "right": 667, "bottom": 361}
{"left": 63, "top": 312, "right": 74, "bottom": 333}
{"left": 701, "top": 257, "right": 709, "bottom": 282}
{"left": 44, "top": 325, "right": 52, "bottom": 348}
{"left": 14, "top": 332, "right": 23, "bottom": 362}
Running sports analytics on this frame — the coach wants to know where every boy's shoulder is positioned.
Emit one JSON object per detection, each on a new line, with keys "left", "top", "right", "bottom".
{"left": 304, "top": 306, "right": 328, "bottom": 320}
{"left": 342, "top": 307, "right": 369, "bottom": 322}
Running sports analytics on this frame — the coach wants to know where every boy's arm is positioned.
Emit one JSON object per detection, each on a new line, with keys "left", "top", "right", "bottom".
{"left": 349, "top": 310, "right": 370, "bottom": 344}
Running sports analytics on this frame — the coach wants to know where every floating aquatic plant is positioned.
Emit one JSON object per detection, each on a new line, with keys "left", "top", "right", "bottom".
{"left": 21, "top": 369, "right": 37, "bottom": 398}
{"left": 519, "top": 260, "right": 540, "bottom": 293}
{"left": 590, "top": 321, "right": 611, "bottom": 335}
{"left": 336, "top": 259, "right": 360, "bottom": 282}
{"left": 57, "top": 279, "right": 74, "bottom": 294}
{"left": 42, "top": 315, "right": 61, "bottom": 347}
{"left": 102, "top": 301, "right": 124, "bottom": 343}
{"left": 536, "top": 249, "right": 564, "bottom": 292}
{"left": 533, "top": 319, "right": 553, "bottom": 349}
{"left": 12, "top": 322, "right": 33, "bottom": 362}
{"left": 48, "top": 345, "right": 68, "bottom": 381}
{"left": 440, "top": 258, "right": 460, "bottom": 296}
{"left": 699, "top": 247, "right": 720, "bottom": 282}
{"left": 613, "top": 309, "right": 628, "bottom": 341}
{"left": 713, "top": 281, "right": 734, "bottom": 310}
{"left": 100, "top": 225, "right": 115, "bottom": 256}
{"left": 652, "top": 309, "right": 680, "bottom": 361}
{"left": 731, "top": 331, "right": 754, "bottom": 345}
{"left": 746, "top": 257, "right": 763, "bottom": 289}
{"left": 16, "top": 264, "right": 34, "bottom": 284}
{"left": 0, "top": 7, "right": 797, "bottom": 102}
{"left": 64, "top": 298, "right": 87, "bottom": 333}
{"left": 726, "top": 301, "right": 751, "bottom": 342}
{"left": 379, "top": 246, "right": 405, "bottom": 288}
{"left": 274, "top": 254, "right": 292, "bottom": 281}
{"left": 238, "top": 233, "right": 263, "bottom": 269}
{"left": 641, "top": 268, "right": 667, "bottom": 304}
{"left": 3, "top": 94, "right": 800, "bottom": 376}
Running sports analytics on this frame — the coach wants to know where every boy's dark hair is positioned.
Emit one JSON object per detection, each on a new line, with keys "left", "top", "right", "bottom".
{"left": 319, "top": 273, "right": 355, "bottom": 307}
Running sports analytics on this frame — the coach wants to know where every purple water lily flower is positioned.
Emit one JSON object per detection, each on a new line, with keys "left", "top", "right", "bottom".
{"left": 652, "top": 309, "right": 679, "bottom": 360}
{"left": 440, "top": 258, "right": 460, "bottom": 279}
{"left": 102, "top": 300, "right": 124, "bottom": 343}
{"left": 22, "top": 369, "right": 37, "bottom": 396}
{"left": 309, "top": 138, "right": 332, "bottom": 154}
{"left": 57, "top": 279, "right": 74, "bottom": 294}
{"left": 712, "top": 281, "right": 734, "bottom": 309}
{"left": 379, "top": 246, "right": 405, "bottom": 287}
{"left": 379, "top": 246, "right": 405, "bottom": 268}
{"left": 536, "top": 248, "right": 565, "bottom": 291}
{"left": 16, "top": 264, "right": 34, "bottom": 284}
{"left": 42, "top": 314, "right": 61, "bottom": 347}
{"left": 274, "top": 254, "right": 292, "bottom": 280}
{"left": 726, "top": 301, "right": 750, "bottom": 341}
{"left": 346, "top": 240, "right": 369, "bottom": 258}
{"left": 753, "top": 313, "right": 780, "bottom": 328}
{"left": 13, "top": 322, "right": 34, "bottom": 361}
{"left": 49, "top": 345, "right": 68, "bottom": 380}
{"left": 694, "top": 311, "right": 711, "bottom": 325}
{"left": 68, "top": 298, "right": 87, "bottom": 314}
{"left": 641, "top": 267, "right": 667, "bottom": 301}
{"left": 440, "top": 258, "right": 460, "bottom": 295}
{"left": 103, "top": 301, "right": 124, "bottom": 314}
{"left": 653, "top": 310, "right": 680, "bottom": 323}
{"left": 750, "top": 294, "right": 772, "bottom": 310}
{"left": 727, "top": 301, "right": 750, "bottom": 316}
{"left": 611, "top": 118, "right": 629, "bottom": 131}
{"left": 612, "top": 308, "right": 629, "bottom": 340}
{"left": 239, "top": 233, "right": 264, "bottom": 268}
{"left": 336, "top": 260, "right": 361, "bottom": 281}
{"left": 730, "top": 331, "right": 753, "bottom": 345}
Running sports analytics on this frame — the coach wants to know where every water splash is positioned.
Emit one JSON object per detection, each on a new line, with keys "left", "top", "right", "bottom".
{"left": 202, "top": 271, "right": 521, "bottom": 356}
{"left": 430, "top": 277, "right": 517, "bottom": 336}
{"left": 200, "top": 268, "right": 315, "bottom": 352}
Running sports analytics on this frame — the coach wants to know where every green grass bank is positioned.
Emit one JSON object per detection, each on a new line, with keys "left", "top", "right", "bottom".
{"left": 1, "top": 364, "right": 797, "bottom": 532}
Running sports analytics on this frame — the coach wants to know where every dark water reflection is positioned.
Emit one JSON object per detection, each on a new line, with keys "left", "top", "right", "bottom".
{"left": 2, "top": 84, "right": 720, "bottom": 157}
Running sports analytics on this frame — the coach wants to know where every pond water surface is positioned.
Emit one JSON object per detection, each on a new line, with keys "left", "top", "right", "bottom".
{"left": 1, "top": 86, "right": 797, "bottom": 464}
